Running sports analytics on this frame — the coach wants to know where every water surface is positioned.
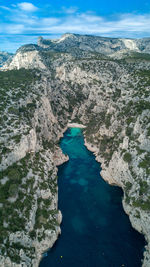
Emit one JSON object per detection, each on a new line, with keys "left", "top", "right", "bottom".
{"left": 40, "top": 128, "right": 145, "bottom": 267}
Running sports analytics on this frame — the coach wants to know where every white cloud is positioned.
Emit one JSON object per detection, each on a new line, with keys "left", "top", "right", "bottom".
{"left": 10, "top": 13, "right": 37, "bottom": 25}
{"left": 42, "top": 18, "right": 60, "bottom": 25}
{"left": 17, "top": 2, "right": 38, "bottom": 12}
{"left": 62, "top": 7, "right": 78, "bottom": 14}
{"left": 32, "top": 13, "right": 150, "bottom": 36}
{"left": 0, "top": 6, "right": 11, "bottom": 11}
{"left": 0, "top": 24, "right": 24, "bottom": 34}
{"left": 79, "top": 14, "right": 103, "bottom": 22}
{"left": 2, "top": 11, "right": 150, "bottom": 53}
{"left": 2, "top": 4, "right": 150, "bottom": 37}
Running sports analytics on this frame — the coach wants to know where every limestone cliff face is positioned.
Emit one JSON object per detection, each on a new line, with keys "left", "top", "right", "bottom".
{"left": 0, "top": 34, "right": 150, "bottom": 267}
{"left": 0, "top": 129, "right": 37, "bottom": 170}
{"left": 2, "top": 51, "right": 46, "bottom": 70}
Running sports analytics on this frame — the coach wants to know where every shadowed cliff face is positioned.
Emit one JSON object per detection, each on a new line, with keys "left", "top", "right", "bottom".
{"left": 0, "top": 34, "right": 150, "bottom": 266}
{"left": 0, "top": 51, "right": 13, "bottom": 67}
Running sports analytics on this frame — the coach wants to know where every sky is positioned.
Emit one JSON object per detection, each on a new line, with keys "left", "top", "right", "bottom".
{"left": 0, "top": 0, "right": 150, "bottom": 52}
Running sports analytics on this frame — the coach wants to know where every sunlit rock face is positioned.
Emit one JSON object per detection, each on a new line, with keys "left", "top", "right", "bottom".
{"left": 0, "top": 34, "right": 150, "bottom": 267}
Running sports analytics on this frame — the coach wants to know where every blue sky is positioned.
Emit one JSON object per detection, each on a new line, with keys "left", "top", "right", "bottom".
{"left": 0, "top": 0, "right": 150, "bottom": 52}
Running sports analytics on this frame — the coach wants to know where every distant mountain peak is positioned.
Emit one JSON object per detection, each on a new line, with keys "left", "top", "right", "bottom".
{"left": 36, "top": 33, "right": 150, "bottom": 56}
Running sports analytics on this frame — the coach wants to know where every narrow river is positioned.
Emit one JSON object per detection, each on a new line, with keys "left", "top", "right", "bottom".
{"left": 40, "top": 128, "right": 145, "bottom": 267}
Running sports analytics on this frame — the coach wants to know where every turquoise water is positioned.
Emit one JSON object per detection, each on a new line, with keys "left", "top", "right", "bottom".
{"left": 40, "top": 128, "right": 145, "bottom": 267}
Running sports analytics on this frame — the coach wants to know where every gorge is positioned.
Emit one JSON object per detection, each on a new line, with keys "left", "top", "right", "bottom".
{"left": 0, "top": 34, "right": 150, "bottom": 267}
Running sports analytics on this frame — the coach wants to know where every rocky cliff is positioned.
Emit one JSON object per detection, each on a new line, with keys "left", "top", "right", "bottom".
{"left": 0, "top": 34, "right": 150, "bottom": 266}
{"left": 0, "top": 52, "right": 13, "bottom": 67}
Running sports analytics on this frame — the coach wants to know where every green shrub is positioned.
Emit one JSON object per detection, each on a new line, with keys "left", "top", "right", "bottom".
{"left": 8, "top": 169, "right": 20, "bottom": 182}
{"left": 139, "top": 181, "right": 148, "bottom": 195}
{"left": 147, "top": 127, "right": 150, "bottom": 136}
{"left": 136, "top": 146, "right": 145, "bottom": 155}
{"left": 139, "top": 155, "right": 150, "bottom": 174}
{"left": 126, "top": 117, "right": 134, "bottom": 125}
{"left": 125, "top": 181, "right": 132, "bottom": 192}
{"left": 126, "top": 127, "right": 133, "bottom": 137}
{"left": 29, "top": 230, "right": 36, "bottom": 239}
{"left": 133, "top": 198, "right": 150, "bottom": 211}
{"left": 8, "top": 107, "right": 19, "bottom": 115}
{"left": 123, "top": 152, "right": 132, "bottom": 163}
{"left": 8, "top": 184, "right": 18, "bottom": 197}
{"left": 105, "top": 114, "right": 112, "bottom": 129}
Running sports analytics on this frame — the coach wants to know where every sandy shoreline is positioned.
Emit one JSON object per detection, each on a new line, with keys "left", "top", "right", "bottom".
{"left": 67, "top": 123, "right": 86, "bottom": 128}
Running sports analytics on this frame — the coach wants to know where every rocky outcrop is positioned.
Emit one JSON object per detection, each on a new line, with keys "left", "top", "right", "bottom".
{"left": 2, "top": 51, "right": 46, "bottom": 70}
{"left": 0, "top": 51, "right": 13, "bottom": 67}
{"left": 53, "top": 147, "right": 69, "bottom": 166}
{"left": 0, "top": 129, "right": 37, "bottom": 170}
